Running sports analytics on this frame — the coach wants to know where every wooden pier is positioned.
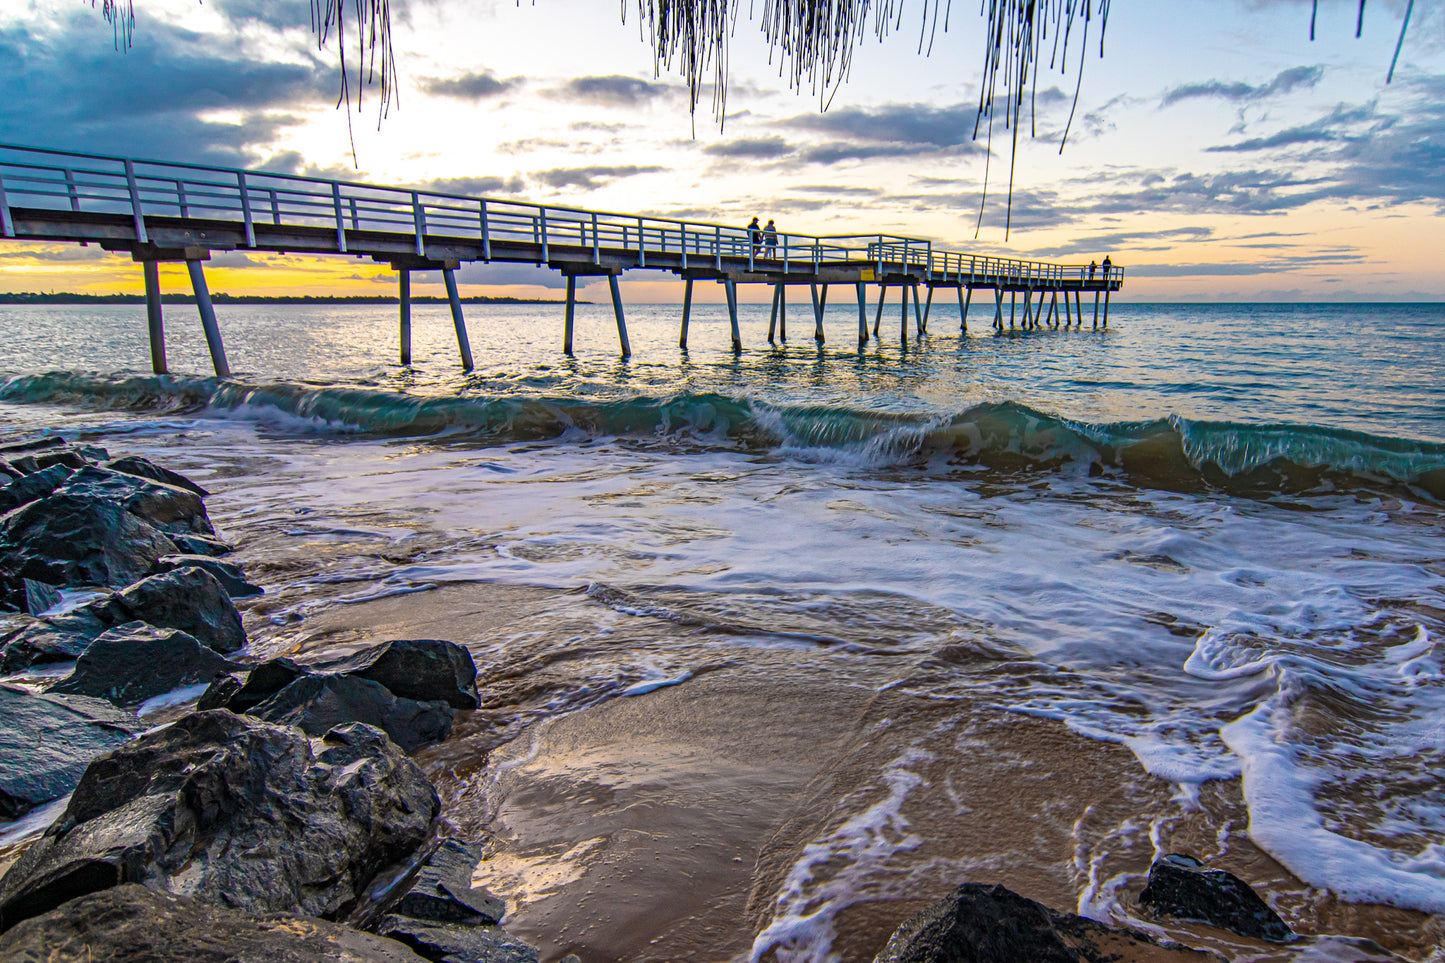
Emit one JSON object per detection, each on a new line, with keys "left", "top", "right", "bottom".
{"left": 0, "top": 143, "right": 1124, "bottom": 374}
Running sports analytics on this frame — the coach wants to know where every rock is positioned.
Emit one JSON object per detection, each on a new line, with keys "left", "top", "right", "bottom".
{"left": 1139, "top": 853, "right": 1294, "bottom": 943}
{"left": 0, "top": 683, "right": 142, "bottom": 819}
{"left": 86, "top": 567, "right": 247, "bottom": 654}
{"left": 105, "top": 455, "right": 210, "bottom": 497}
{"left": 0, "top": 492, "right": 180, "bottom": 607}
{"left": 31, "top": 448, "right": 94, "bottom": 472}
{"left": 0, "top": 437, "right": 67, "bottom": 456}
{"left": 0, "top": 885, "right": 429, "bottom": 962}
{"left": 22, "top": 578, "right": 61, "bottom": 617}
{"left": 249, "top": 675, "right": 454, "bottom": 753}
{"left": 375, "top": 916, "right": 539, "bottom": 963}
{"left": 0, "top": 463, "right": 74, "bottom": 514}
{"left": 202, "top": 657, "right": 309, "bottom": 712}
{"left": 196, "top": 670, "right": 246, "bottom": 710}
{"left": 394, "top": 839, "right": 504, "bottom": 926}
{"left": 0, "top": 610, "right": 108, "bottom": 672}
{"left": 872, "top": 883, "right": 1219, "bottom": 963}
{"left": 58, "top": 465, "right": 213, "bottom": 535}
{"left": 311, "top": 639, "right": 480, "bottom": 710}
{"left": 150, "top": 553, "right": 262, "bottom": 597}
{"left": 0, "top": 712, "right": 439, "bottom": 930}
{"left": 50, "top": 622, "right": 238, "bottom": 707}
{"left": 170, "top": 531, "right": 234, "bottom": 556}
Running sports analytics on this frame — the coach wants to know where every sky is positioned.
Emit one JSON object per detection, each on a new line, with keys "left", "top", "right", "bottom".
{"left": 1, "top": 0, "right": 1442, "bottom": 302}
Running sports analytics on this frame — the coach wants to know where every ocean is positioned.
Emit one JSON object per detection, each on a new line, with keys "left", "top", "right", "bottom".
{"left": 1, "top": 299, "right": 1443, "bottom": 961}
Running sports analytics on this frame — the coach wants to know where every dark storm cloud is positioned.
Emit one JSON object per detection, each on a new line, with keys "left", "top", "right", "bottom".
{"left": 419, "top": 70, "right": 521, "bottom": 100}
{"left": 0, "top": 13, "right": 332, "bottom": 166}
{"left": 1160, "top": 65, "right": 1325, "bottom": 107}
{"left": 549, "top": 76, "right": 675, "bottom": 107}
{"left": 530, "top": 165, "right": 666, "bottom": 190}
{"left": 703, "top": 137, "right": 794, "bottom": 159}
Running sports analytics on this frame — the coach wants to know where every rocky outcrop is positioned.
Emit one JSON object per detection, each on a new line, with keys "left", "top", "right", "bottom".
{"left": 58, "top": 465, "right": 213, "bottom": 535}
{"left": 1139, "top": 853, "right": 1294, "bottom": 943}
{"left": 0, "top": 683, "right": 142, "bottom": 819}
{"left": 0, "top": 885, "right": 429, "bottom": 963}
{"left": 85, "top": 567, "right": 247, "bottom": 654}
{"left": 0, "top": 712, "right": 439, "bottom": 930}
{"left": 249, "top": 674, "right": 455, "bottom": 753}
{"left": 0, "top": 463, "right": 74, "bottom": 514}
{"left": 393, "top": 839, "right": 504, "bottom": 926}
{"left": 50, "top": 622, "right": 238, "bottom": 707}
{"left": 150, "top": 553, "right": 263, "bottom": 597}
{"left": 0, "top": 610, "right": 108, "bottom": 672}
{"left": 201, "top": 639, "right": 478, "bottom": 752}
{"left": 372, "top": 839, "right": 536, "bottom": 963}
{"left": 872, "top": 883, "right": 1219, "bottom": 963}
{"left": 0, "top": 491, "right": 180, "bottom": 607}
{"left": 104, "top": 455, "right": 209, "bottom": 497}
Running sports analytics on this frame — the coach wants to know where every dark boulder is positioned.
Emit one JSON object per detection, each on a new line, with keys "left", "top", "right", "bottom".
{"left": 0, "top": 463, "right": 74, "bottom": 514}
{"left": 86, "top": 567, "right": 247, "bottom": 654}
{"left": 201, "top": 656, "right": 308, "bottom": 712}
{"left": 0, "top": 493, "right": 179, "bottom": 606}
{"left": 250, "top": 675, "right": 454, "bottom": 753}
{"left": 150, "top": 553, "right": 262, "bottom": 597}
{"left": 31, "top": 447, "right": 95, "bottom": 473}
{"left": 311, "top": 639, "right": 480, "bottom": 710}
{"left": 58, "top": 465, "right": 213, "bottom": 535}
{"left": 105, "top": 455, "right": 210, "bottom": 497}
{"left": 872, "top": 883, "right": 1219, "bottom": 963}
{"left": 1139, "top": 853, "right": 1294, "bottom": 943}
{"left": 170, "top": 531, "right": 234, "bottom": 557}
{"left": 22, "top": 578, "right": 61, "bottom": 617}
{"left": 0, "top": 712, "right": 439, "bottom": 930}
{"left": 50, "top": 621, "right": 238, "bottom": 707}
{"left": 375, "top": 916, "right": 539, "bottom": 963}
{"left": 393, "top": 839, "right": 504, "bottom": 927}
{"left": 0, "top": 885, "right": 429, "bottom": 963}
{"left": 0, "top": 683, "right": 142, "bottom": 819}
{"left": 0, "top": 437, "right": 67, "bottom": 456}
{"left": 0, "top": 610, "right": 108, "bottom": 672}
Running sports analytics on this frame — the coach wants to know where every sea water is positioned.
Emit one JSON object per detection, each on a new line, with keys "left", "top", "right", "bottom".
{"left": 1, "top": 300, "right": 1443, "bottom": 957}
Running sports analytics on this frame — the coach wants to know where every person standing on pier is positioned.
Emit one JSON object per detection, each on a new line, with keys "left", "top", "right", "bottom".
{"left": 763, "top": 219, "right": 778, "bottom": 257}
{"left": 748, "top": 217, "right": 762, "bottom": 256}
{"left": 1102, "top": 256, "right": 1113, "bottom": 280}
{"left": 1089, "top": 260, "right": 1098, "bottom": 280}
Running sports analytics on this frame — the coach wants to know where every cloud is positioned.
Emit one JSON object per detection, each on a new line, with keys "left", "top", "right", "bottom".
{"left": 1025, "top": 227, "right": 1215, "bottom": 258}
{"left": 447, "top": 261, "right": 569, "bottom": 289}
{"left": 530, "top": 165, "right": 667, "bottom": 190}
{"left": 1161, "top": 65, "right": 1325, "bottom": 107}
{"left": 780, "top": 103, "right": 984, "bottom": 149}
{"left": 422, "top": 175, "right": 527, "bottom": 196}
{"left": 0, "top": 12, "right": 332, "bottom": 167}
{"left": 1126, "top": 253, "right": 1359, "bottom": 277}
{"left": 419, "top": 70, "right": 521, "bottom": 100}
{"left": 703, "top": 137, "right": 794, "bottom": 159}
{"left": 548, "top": 75, "right": 674, "bottom": 107}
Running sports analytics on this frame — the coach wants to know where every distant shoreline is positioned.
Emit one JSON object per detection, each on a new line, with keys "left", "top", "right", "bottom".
{"left": 0, "top": 293, "right": 578, "bottom": 306}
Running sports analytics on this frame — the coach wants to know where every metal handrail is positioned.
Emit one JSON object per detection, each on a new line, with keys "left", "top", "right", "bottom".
{"left": 0, "top": 143, "right": 1121, "bottom": 286}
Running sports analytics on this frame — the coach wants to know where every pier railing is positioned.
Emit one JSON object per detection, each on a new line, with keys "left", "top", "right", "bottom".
{"left": 0, "top": 143, "right": 1121, "bottom": 287}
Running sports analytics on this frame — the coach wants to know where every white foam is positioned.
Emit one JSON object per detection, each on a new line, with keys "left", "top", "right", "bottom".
{"left": 0, "top": 794, "right": 70, "bottom": 848}
{"left": 137, "top": 682, "right": 211, "bottom": 717}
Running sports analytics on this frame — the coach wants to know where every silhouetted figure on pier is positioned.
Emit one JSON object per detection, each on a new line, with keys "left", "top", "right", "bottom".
{"left": 748, "top": 216, "right": 762, "bottom": 256}
{"left": 1089, "top": 260, "right": 1098, "bottom": 280}
{"left": 763, "top": 219, "right": 778, "bottom": 257}
{"left": 1102, "top": 256, "right": 1112, "bottom": 280}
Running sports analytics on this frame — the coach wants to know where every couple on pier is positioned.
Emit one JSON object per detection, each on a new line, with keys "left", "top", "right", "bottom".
{"left": 748, "top": 217, "right": 778, "bottom": 257}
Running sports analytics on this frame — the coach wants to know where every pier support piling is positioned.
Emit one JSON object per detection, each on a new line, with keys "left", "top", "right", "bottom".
{"left": 912, "top": 283, "right": 924, "bottom": 335}
{"left": 608, "top": 274, "right": 631, "bottom": 357}
{"left": 184, "top": 259, "right": 230, "bottom": 378}
{"left": 768, "top": 284, "right": 780, "bottom": 343}
{"left": 563, "top": 275, "right": 577, "bottom": 355}
{"left": 1093, "top": 291, "right": 1101, "bottom": 330}
{"left": 1048, "top": 292, "right": 1059, "bottom": 329}
{"left": 1103, "top": 289, "right": 1111, "bottom": 328}
{"left": 1076, "top": 291, "right": 1084, "bottom": 328}
{"left": 442, "top": 267, "right": 475, "bottom": 371}
{"left": 874, "top": 285, "right": 887, "bottom": 337}
{"left": 679, "top": 278, "right": 693, "bottom": 349}
{"left": 811, "top": 283, "right": 827, "bottom": 344}
{"left": 993, "top": 288, "right": 1004, "bottom": 330}
{"left": 398, "top": 269, "right": 412, "bottom": 364}
{"left": 725, "top": 279, "right": 742, "bottom": 352}
{"left": 142, "top": 260, "right": 166, "bottom": 374}
{"left": 959, "top": 285, "right": 971, "bottom": 333}
{"left": 1010, "top": 290, "right": 1017, "bottom": 330}
{"left": 921, "top": 284, "right": 933, "bottom": 334}
{"left": 779, "top": 286, "right": 787, "bottom": 341}
{"left": 856, "top": 282, "right": 869, "bottom": 346}
{"left": 900, "top": 282, "right": 909, "bottom": 345}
